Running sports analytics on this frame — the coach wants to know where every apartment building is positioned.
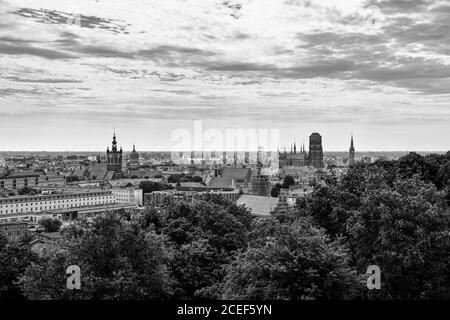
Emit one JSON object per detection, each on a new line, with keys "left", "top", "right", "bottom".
{"left": 0, "top": 190, "right": 115, "bottom": 221}
{"left": 0, "top": 173, "right": 65, "bottom": 190}
{"left": 111, "top": 187, "right": 143, "bottom": 206}
{"left": 0, "top": 221, "right": 28, "bottom": 240}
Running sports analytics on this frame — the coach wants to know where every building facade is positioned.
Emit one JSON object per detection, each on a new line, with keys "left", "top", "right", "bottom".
{"left": 0, "top": 190, "right": 115, "bottom": 221}
{"left": 111, "top": 187, "right": 143, "bottom": 206}
{"left": 308, "top": 132, "right": 324, "bottom": 169}
{"left": 0, "top": 173, "right": 64, "bottom": 190}
{"left": 0, "top": 221, "right": 28, "bottom": 240}
{"left": 129, "top": 144, "right": 140, "bottom": 169}
{"left": 250, "top": 164, "right": 271, "bottom": 196}
{"left": 0, "top": 174, "right": 40, "bottom": 190}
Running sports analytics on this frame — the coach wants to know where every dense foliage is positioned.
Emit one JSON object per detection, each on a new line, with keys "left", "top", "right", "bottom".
{"left": 167, "top": 174, "right": 204, "bottom": 184}
{"left": 38, "top": 217, "right": 62, "bottom": 232}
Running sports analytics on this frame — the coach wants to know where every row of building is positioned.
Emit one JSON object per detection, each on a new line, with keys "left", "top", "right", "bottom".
{"left": 0, "top": 187, "right": 143, "bottom": 223}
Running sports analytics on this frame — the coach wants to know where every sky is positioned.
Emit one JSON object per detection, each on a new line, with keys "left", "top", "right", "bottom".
{"left": 0, "top": 0, "right": 449, "bottom": 152}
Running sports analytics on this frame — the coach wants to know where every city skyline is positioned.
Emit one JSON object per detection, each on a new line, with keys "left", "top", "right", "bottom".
{"left": 0, "top": 127, "right": 448, "bottom": 152}
{"left": 1, "top": 0, "right": 449, "bottom": 151}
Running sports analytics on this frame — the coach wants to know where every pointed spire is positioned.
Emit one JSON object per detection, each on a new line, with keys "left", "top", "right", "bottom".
{"left": 112, "top": 127, "right": 118, "bottom": 152}
{"left": 294, "top": 141, "right": 296, "bottom": 154}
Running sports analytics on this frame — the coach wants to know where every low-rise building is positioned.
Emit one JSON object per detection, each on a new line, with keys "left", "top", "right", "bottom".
{"left": 0, "top": 220, "right": 28, "bottom": 240}
{"left": 111, "top": 187, "right": 143, "bottom": 206}
{"left": 0, "top": 190, "right": 115, "bottom": 222}
{"left": 0, "top": 173, "right": 65, "bottom": 190}
{"left": 0, "top": 173, "right": 40, "bottom": 190}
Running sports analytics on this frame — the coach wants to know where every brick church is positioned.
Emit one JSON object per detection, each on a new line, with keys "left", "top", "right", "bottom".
{"left": 279, "top": 132, "right": 324, "bottom": 169}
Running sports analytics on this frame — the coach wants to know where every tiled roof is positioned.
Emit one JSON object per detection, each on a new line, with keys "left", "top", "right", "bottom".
{"left": 209, "top": 176, "right": 234, "bottom": 188}
{"left": 179, "top": 182, "right": 205, "bottom": 188}
{"left": 222, "top": 167, "right": 250, "bottom": 179}
{"left": 104, "top": 171, "right": 115, "bottom": 181}
{"left": 88, "top": 164, "right": 107, "bottom": 180}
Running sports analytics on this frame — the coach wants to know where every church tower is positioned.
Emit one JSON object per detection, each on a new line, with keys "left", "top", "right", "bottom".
{"left": 308, "top": 132, "right": 324, "bottom": 169}
{"left": 106, "top": 130, "right": 123, "bottom": 178}
{"left": 349, "top": 134, "right": 355, "bottom": 165}
{"left": 129, "top": 143, "right": 140, "bottom": 169}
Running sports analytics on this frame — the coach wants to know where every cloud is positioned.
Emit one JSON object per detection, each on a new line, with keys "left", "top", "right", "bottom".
{"left": 0, "top": 39, "right": 76, "bottom": 59}
{"left": 3, "top": 76, "right": 82, "bottom": 83}
{"left": 13, "top": 8, "right": 130, "bottom": 34}
{"left": 0, "top": 0, "right": 449, "bottom": 152}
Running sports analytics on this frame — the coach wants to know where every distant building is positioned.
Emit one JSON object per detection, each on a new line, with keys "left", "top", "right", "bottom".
{"left": 0, "top": 173, "right": 40, "bottom": 189}
{"left": 0, "top": 220, "right": 27, "bottom": 240}
{"left": 236, "top": 194, "right": 279, "bottom": 217}
{"left": 106, "top": 131, "right": 124, "bottom": 179}
{"left": 0, "top": 173, "right": 64, "bottom": 190}
{"left": 111, "top": 187, "right": 143, "bottom": 206}
{"left": 272, "top": 188, "right": 289, "bottom": 216}
{"left": 279, "top": 132, "right": 324, "bottom": 169}
{"left": 251, "top": 163, "right": 271, "bottom": 196}
{"left": 221, "top": 167, "right": 251, "bottom": 189}
{"left": 279, "top": 142, "right": 308, "bottom": 167}
{"left": 349, "top": 134, "right": 355, "bottom": 165}
{"left": 0, "top": 190, "right": 116, "bottom": 222}
{"left": 129, "top": 144, "right": 140, "bottom": 169}
{"left": 209, "top": 176, "right": 236, "bottom": 189}
{"left": 308, "top": 133, "right": 324, "bottom": 169}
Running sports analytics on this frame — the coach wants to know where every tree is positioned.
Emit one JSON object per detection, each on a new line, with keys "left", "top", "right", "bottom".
{"left": 346, "top": 176, "right": 450, "bottom": 299}
{"left": 171, "top": 238, "right": 223, "bottom": 299}
{"left": 18, "top": 186, "right": 35, "bottom": 195}
{"left": 220, "top": 217, "right": 361, "bottom": 299}
{"left": 141, "top": 194, "right": 254, "bottom": 298}
{"left": 435, "top": 162, "right": 450, "bottom": 190}
{"left": 66, "top": 176, "right": 80, "bottom": 183}
{"left": 0, "top": 241, "right": 37, "bottom": 299}
{"left": 168, "top": 174, "right": 204, "bottom": 184}
{"left": 18, "top": 211, "right": 173, "bottom": 300}
{"left": 139, "top": 181, "right": 172, "bottom": 194}
{"left": 270, "top": 186, "right": 280, "bottom": 197}
{"left": 0, "top": 232, "right": 7, "bottom": 251}
{"left": 168, "top": 174, "right": 182, "bottom": 184}
{"left": 281, "top": 175, "right": 295, "bottom": 189}
{"left": 38, "top": 217, "right": 62, "bottom": 232}
{"left": 397, "top": 152, "right": 450, "bottom": 189}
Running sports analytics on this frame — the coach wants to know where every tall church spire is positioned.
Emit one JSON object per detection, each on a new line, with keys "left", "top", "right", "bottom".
{"left": 349, "top": 133, "right": 355, "bottom": 165}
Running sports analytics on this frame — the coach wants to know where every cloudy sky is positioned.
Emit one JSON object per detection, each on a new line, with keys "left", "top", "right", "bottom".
{"left": 0, "top": 0, "right": 449, "bottom": 151}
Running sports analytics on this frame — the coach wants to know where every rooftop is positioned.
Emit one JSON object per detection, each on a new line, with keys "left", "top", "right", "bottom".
{"left": 236, "top": 194, "right": 279, "bottom": 217}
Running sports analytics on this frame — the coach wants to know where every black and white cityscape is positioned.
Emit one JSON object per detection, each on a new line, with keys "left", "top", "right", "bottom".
{"left": 1, "top": 0, "right": 450, "bottom": 306}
